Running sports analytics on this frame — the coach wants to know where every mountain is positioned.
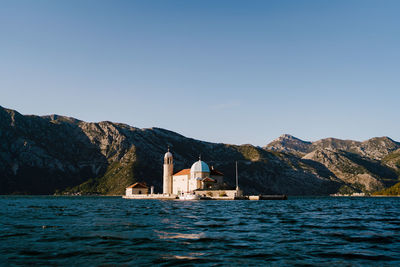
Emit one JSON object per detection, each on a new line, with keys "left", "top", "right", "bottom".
{"left": 311, "top": 137, "right": 400, "bottom": 160}
{"left": 381, "top": 149, "right": 400, "bottom": 173}
{"left": 1, "top": 106, "right": 399, "bottom": 195}
{"left": 264, "top": 135, "right": 400, "bottom": 193}
{"left": 263, "top": 134, "right": 312, "bottom": 155}
{"left": 302, "top": 149, "right": 397, "bottom": 193}
{"left": 0, "top": 106, "right": 342, "bottom": 195}
{"left": 265, "top": 135, "right": 400, "bottom": 160}
{"left": 373, "top": 182, "right": 400, "bottom": 196}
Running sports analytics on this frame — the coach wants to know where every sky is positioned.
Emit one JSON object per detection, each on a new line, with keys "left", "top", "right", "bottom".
{"left": 1, "top": 0, "right": 399, "bottom": 146}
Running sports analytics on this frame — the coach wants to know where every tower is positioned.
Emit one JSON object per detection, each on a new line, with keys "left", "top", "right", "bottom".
{"left": 163, "top": 148, "right": 173, "bottom": 194}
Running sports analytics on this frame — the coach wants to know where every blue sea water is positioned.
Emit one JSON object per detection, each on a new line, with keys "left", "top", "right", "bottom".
{"left": 1, "top": 196, "right": 400, "bottom": 266}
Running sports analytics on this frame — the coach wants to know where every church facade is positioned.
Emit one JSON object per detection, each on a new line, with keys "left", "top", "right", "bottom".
{"left": 163, "top": 150, "right": 225, "bottom": 195}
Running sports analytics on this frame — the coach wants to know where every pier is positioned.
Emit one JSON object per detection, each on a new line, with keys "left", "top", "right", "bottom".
{"left": 122, "top": 194, "right": 287, "bottom": 200}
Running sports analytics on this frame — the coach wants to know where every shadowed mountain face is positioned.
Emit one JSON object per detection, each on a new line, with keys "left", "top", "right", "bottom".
{"left": 0, "top": 106, "right": 398, "bottom": 195}
{"left": 382, "top": 149, "right": 400, "bottom": 172}
{"left": 0, "top": 107, "right": 109, "bottom": 194}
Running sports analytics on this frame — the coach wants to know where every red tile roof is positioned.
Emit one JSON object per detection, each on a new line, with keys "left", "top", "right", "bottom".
{"left": 173, "top": 169, "right": 190, "bottom": 176}
{"left": 127, "top": 182, "right": 148, "bottom": 189}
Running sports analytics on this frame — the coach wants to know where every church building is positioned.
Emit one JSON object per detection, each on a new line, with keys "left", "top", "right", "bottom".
{"left": 163, "top": 149, "right": 225, "bottom": 195}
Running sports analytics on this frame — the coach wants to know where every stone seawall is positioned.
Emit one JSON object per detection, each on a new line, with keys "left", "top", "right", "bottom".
{"left": 194, "top": 190, "right": 238, "bottom": 198}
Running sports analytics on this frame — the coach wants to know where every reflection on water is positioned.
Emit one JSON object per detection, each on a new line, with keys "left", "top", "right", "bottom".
{"left": 1, "top": 196, "right": 400, "bottom": 265}
{"left": 155, "top": 230, "right": 205, "bottom": 240}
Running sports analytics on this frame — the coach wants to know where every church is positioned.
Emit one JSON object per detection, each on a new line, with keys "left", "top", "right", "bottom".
{"left": 124, "top": 148, "right": 242, "bottom": 199}
{"left": 163, "top": 149, "right": 226, "bottom": 195}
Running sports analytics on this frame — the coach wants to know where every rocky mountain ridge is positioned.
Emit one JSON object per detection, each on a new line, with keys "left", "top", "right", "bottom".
{"left": 265, "top": 134, "right": 400, "bottom": 193}
{"left": 265, "top": 134, "right": 312, "bottom": 155}
{"left": 265, "top": 134, "right": 400, "bottom": 160}
{"left": 0, "top": 106, "right": 398, "bottom": 195}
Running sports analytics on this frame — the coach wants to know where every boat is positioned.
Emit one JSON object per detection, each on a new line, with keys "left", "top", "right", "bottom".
{"left": 178, "top": 192, "right": 200, "bottom": 200}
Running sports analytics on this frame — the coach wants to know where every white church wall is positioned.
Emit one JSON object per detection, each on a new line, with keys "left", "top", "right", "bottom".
{"left": 188, "top": 178, "right": 199, "bottom": 192}
{"left": 191, "top": 171, "right": 209, "bottom": 179}
{"left": 173, "top": 174, "right": 189, "bottom": 194}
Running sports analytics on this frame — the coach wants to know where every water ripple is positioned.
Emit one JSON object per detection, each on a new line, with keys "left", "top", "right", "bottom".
{"left": 1, "top": 196, "right": 400, "bottom": 265}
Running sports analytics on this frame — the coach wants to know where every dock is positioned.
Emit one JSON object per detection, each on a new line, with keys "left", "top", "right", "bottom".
{"left": 123, "top": 194, "right": 287, "bottom": 200}
{"left": 123, "top": 194, "right": 177, "bottom": 200}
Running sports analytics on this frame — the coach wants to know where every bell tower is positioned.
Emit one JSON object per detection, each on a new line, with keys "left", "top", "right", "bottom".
{"left": 163, "top": 148, "right": 173, "bottom": 194}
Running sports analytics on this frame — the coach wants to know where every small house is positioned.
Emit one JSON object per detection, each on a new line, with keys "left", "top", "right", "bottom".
{"left": 126, "top": 182, "right": 149, "bottom": 196}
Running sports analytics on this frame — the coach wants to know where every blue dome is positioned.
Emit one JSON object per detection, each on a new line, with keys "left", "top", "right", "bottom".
{"left": 190, "top": 160, "right": 210, "bottom": 173}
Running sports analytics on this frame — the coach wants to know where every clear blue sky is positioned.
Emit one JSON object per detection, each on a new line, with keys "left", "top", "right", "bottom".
{"left": 1, "top": 0, "right": 399, "bottom": 146}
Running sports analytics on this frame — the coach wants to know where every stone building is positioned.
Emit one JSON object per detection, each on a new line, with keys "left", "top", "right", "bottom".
{"left": 125, "top": 182, "right": 148, "bottom": 196}
{"left": 163, "top": 150, "right": 226, "bottom": 195}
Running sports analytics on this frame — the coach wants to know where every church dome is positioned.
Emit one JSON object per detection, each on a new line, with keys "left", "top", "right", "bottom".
{"left": 164, "top": 151, "right": 173, "bottom": 159}
{"left": 190, "top": 160, "right": 210, "bottom": 173}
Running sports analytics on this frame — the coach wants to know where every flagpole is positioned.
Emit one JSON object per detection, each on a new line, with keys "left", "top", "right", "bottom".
{"left": 236, "top": 161, "right": 239, "bottom": 191}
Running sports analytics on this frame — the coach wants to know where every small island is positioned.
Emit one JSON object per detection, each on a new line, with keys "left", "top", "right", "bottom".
{"left": 123, "top": 149, "right": 286, "bottom": 200}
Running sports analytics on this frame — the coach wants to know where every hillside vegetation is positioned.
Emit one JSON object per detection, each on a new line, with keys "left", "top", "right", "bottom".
{"left": 372, "top": 182, "right": 400, "bottom": 196}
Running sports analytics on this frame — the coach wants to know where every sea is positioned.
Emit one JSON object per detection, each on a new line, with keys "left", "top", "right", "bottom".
{"left": 1, "top": 196, "right": 400, "bottom": 266}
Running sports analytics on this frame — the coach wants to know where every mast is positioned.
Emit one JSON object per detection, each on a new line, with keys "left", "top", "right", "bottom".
{"left": 235, "top": 161, "right": 239, "bottom": 190}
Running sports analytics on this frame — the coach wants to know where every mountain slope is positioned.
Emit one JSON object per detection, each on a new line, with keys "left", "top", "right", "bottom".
{"left": 373, "top": 182, "right": 400, "bottom": 196}
{"left": 264, "top": 134, "right": 312, "bottom": 156}
{"left": 265, "top": 135, "right": 400, "bottom": 160}
{"left": 0, "top": 106, "right": 341, "bottom": 195}
{"left": 0, "top": 107, "right": 108, "bottom": 194}
{"left": 382, "top": 149, "right": 400, "bottom": 173}
{"left": 311, "top": 137, "right": 400, "bottom": 160}
{"left": 302, "top": 149, "right": 398, "bottom": 192}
